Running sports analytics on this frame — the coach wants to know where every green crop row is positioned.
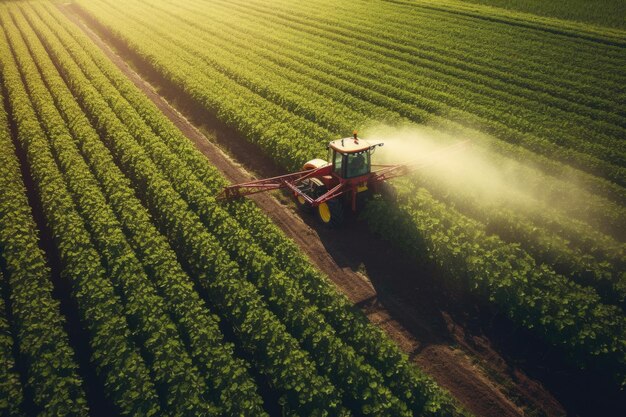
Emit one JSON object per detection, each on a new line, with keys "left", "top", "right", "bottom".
{"left": 408, "top": 173, "right": 626, "bottom": 307}
{"left": 219, "top": 0, "right": 626, "bottom": 131}
{"left": 455, "top": 0, "right": 626, "bottom": 30}
{"left": 209, "top": 0, "right": 626, "bottom": 159}
{"left": 0, "top": 269, "right": 24, "bottom": 417}
{"left": 0, "top": 13, "right": 163, "bottom": 417}
{"left": 266, "top": 0, "right": 626, "bottom": 94}
{"left": 387, "top": 0, "right": 626, "bottom": 44}
{"left": 0, "top": 24, "right": 88, "bottom": 417}
{"left": 14, "top": 6, "right": 267, "bottom": 415}
{"left": 2, "top": 9, "right": 226, "bottom": 416}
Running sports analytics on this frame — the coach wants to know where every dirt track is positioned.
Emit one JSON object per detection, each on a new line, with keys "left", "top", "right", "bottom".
{"left": 60, "top": 6, "right": 569, "bottom": 417}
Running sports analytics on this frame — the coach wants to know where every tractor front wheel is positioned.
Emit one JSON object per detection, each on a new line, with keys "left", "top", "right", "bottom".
{"left": 317, "top": 200, "right": 344, "bottom": 228}
{"left": 294, "top": 192, "right": 313, "bottom": 213}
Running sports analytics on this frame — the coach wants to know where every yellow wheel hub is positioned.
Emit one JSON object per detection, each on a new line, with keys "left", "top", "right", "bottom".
{"left": 318, "top": 202, "right": 331, "bottom": 223}
{"left": 297, "top": 194, "right": 306, "bottom": 205}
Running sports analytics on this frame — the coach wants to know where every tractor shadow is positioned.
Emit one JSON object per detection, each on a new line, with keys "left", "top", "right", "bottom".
{"left": 299, "top": 208, "right": 460, "bottom": 348}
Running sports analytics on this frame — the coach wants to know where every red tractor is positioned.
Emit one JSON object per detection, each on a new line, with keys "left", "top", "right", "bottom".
{"left": 221, "top": 131, "right": 466, "bottom": 227}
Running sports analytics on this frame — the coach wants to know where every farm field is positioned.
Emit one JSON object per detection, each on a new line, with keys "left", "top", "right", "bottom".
{"left": 0, "top": 0, "right": 624, "bottom": 417}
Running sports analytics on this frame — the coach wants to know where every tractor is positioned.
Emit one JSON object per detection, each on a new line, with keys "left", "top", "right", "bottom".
{"left": 220, "top": 131, "right": 467, "bottom": 227}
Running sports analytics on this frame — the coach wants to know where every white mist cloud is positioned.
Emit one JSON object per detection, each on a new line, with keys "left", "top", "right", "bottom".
{"left": 364, "top": 123, "right": 595, "bottom": 220}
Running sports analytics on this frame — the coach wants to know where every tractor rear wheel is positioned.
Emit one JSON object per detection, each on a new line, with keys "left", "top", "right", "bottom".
{"left": 317, "top": 200, "right": 344, "bottom": 228}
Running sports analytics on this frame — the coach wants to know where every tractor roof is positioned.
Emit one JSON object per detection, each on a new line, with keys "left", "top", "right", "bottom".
{"left": 329, "top": 137, "right": 373, "bottom": 154}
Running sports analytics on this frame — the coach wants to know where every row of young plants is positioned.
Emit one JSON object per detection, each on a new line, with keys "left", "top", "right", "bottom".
{"left": 75, "top": 0, "right": 329, "bottom": 167}
{"left": 13, "top": 6, "right": 267, "bottom": 415}
{"left": 407, "top": 173, "right": 625, "bottom": 307}
{"left": 218, "top": 0, "right": 626, "bottom": 135}
{"left": 263, "top": 0, "right": 626, "bottom": 99}
{"left": 45, "top": 1, "right": 464, "bottom": 411}
{"left": 363, "top": 183, "right": 626, "bottom": 386}
{"left": 30, "top": 2, "right": 468, "bottom": 415}
{"left": 0, "top": 39, "right": 88, "bottom": 417}
{"left": 2, "top": 10, "right": 230, "bottom": 416}
{"left": 0, "top": 268, "right": 24, "bottom": 417}
{"left": 78, "top": 0, "right": 619, "bottom": 250}
{"left": 266, "top": 0, "right": 626, "bottom": 96}
{"left": 72, "top": 0, "right": 626, "bottom": 386}
{"left": 91, "top": 0, "right": 626, "bottom": 235}
{"left": 0, "top": 16, "right": 164, "bottom": 417}
{"left": 387, "top": 0, "right": 626, "bottom": 46}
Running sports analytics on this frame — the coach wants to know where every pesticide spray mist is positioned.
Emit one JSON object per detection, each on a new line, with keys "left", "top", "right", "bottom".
{"left": 366, "top": 123, "right": 599, "bottom": 224}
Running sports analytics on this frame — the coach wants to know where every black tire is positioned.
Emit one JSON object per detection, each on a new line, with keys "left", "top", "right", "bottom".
{"left": 317, "top": 199, "right": 345, "bottom": 228}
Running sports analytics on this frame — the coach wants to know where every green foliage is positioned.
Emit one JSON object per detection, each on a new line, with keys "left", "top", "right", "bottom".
{"left": 3, "top": 10, "right": 221, "bottom": 416}
{"left": 3, "top": 0, "right": 624, "bottom": 413}
{"left": 362, "top": 187, "right": 626, "bottom": 385}
{"left": 0, "top": 18, "right": 87, "bottom": 417}
{"left": 17, "top": 4, "right": 267, "bottom": 414}
{"left": 457, "top": 0, "right": 626, "bottom": 30}
{"left": 0, "top": 8, "right": 161, "bottom": 416}
{"left": 0, "top": 270, "right": 24, "bottom": 417}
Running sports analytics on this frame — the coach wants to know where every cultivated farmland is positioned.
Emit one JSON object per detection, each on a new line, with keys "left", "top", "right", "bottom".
{"left": 0, "top": 1, "right": 624, "bottom": 417}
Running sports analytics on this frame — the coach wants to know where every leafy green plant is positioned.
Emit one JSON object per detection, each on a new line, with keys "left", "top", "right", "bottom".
{"left": 0, "top": 14, "right": 161, "bottom": 417}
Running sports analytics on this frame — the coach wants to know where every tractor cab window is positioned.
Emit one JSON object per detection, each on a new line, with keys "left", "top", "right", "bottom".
{"left": 333, "top": 151, "right": 343, "bottom": 176}
{"left": 346, "top": 151, "right": 370, "bottom": 178}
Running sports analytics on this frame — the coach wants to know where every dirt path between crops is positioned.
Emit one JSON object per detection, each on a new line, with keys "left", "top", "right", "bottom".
{"left": 61, "top": 5, "right": 569, "bottom": 417}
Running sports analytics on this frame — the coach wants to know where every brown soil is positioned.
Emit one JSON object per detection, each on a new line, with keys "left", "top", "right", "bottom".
{"left": 59, "top": 5, "right": 587, "bottom": 417}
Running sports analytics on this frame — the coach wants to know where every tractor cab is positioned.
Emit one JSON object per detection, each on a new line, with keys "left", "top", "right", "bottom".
{"left": 328, "top": 131, "right": 382, "bottom": 180}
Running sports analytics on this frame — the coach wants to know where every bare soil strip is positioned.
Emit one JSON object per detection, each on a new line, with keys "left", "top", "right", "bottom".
{"left": 59, "top": 5, "right": 570, "bottom": 417}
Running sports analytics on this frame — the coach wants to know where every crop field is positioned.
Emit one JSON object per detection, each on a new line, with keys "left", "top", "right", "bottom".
{"left": 0, "top": 0, "right": 624, "bottom": 417}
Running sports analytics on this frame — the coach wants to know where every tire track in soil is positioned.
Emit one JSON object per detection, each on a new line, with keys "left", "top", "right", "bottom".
{"left": 59, "top": 5, "right": 567, "bottom": 417}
